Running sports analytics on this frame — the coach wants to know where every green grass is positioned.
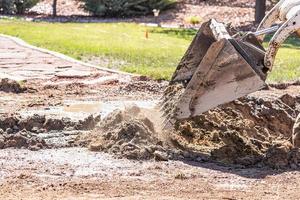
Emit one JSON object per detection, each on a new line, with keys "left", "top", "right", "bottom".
{"left": 0, "top": 19, "right": 299, "bottom": 82}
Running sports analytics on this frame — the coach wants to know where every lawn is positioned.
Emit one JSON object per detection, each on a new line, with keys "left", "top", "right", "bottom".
{"left": 0, "top": 19, "right": 299, "bottom": 82}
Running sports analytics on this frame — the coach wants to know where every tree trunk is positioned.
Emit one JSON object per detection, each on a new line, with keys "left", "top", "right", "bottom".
{"left": 255, "top": 0, "right": 266, "bottom": 24}
{"left": 53, "top": 0, "right": 57, "bottom": 17}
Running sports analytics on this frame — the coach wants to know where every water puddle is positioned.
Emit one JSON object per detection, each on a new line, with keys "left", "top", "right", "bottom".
{"left": 19, "top": 100, "right": 158, "bottom": 120}
{"left": 63, "top": 102, "right": 102, "bottom": 113}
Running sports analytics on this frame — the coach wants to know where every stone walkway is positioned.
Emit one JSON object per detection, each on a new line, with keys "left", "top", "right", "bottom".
{"left": 0, "top": 35, "right": 130, "bottom": 82}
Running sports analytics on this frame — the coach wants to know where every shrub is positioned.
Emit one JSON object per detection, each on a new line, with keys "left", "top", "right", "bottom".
{"left": 0, "top": 0, "right": 39, "bottom": 14}
{"left": 15, "top": 0, "right": 40, "bottom": 14}
{"left": 80, "top": 0, "right": 177, "bottom": 17}
{"left": 0, "top": 0, "right": 15, "bottom": 14}
{"left": 185, "top": 16, "right": 202, "bottom": 25}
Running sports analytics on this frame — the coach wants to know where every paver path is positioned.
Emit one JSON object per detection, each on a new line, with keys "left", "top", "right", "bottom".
{"left": 0, "top": 35, "right": 130, "bottom": 82}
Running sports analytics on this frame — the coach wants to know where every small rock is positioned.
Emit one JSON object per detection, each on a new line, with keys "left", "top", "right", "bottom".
{"left": 13, "top": 125, "right": 19, "bottom": 132}
{"left": 6, "top": 128, "right": 13, "bottom": 134}
{"left": 28, "top": 145, "right": 41, "bottom": 151}
{"left": 31, "top": 127, "right": 40, "bottom": 133}
{"left": 0, "top": 78, "right": 26, "bottom": 93}
{"left": 196, "top": 157, "right": 203, "bottom": 162}
{"left": 43, "top": 118, "right": 65, "bottom": 131}
{"left": 154, "top": 150, "right": 168, "bottom": 161}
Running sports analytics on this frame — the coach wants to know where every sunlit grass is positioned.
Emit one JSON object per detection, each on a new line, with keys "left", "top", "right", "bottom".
{"left": 0, "top": 19, "right": 299, "bottom": 82}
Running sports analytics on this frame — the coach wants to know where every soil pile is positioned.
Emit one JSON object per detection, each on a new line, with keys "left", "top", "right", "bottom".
{"left": 0, "top": 114, "right": 101, "bottom": 133}
{"left": 0, "top": 79, "right": 27, "bottom": 93}
{"left": 0, "top": 129, "right": 48, "bottom": 151}
{"left": 170, "top": 86, "right": 300, "bottom": 168}
{"left": 78, "top": 107, "right": 174, "bottom": 161}
{"left": 0, "top": 114, "right": 101, "bottom": 150}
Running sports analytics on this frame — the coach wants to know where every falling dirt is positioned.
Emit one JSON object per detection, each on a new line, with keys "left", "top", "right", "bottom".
{"left": 293, "top": 114, "right": 300, "bottom": 147}
{"left": 76, "top": 106, "right": 179, "bottom": 161}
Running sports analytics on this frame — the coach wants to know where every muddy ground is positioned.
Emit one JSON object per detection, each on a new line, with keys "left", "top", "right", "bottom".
{"left": 1, "top": 34, "right": 300, "bottom": 199}
{"left": 1, "top": 72, "right": 300, "bottom": 199}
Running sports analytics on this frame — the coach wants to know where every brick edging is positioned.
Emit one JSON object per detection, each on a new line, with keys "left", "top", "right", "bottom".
{"left": 0, "top": 34, "right": 134, "bottom": 76}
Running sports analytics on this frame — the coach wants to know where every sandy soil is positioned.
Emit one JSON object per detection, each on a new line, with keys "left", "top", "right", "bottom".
{"left": 1, "top": 148, "right": 300, "bottom": 200}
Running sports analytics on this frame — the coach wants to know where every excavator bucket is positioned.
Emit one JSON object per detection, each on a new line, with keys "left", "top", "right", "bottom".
{"left": 161, "top": 19, "right": 268, "bottom": 123}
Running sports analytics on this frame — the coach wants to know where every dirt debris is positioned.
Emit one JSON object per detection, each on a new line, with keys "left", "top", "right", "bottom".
{"left": 0, "top": 114, "right": 101, "bottom": 150}
{"left": 74, "top": 82, "right": 300, "bottom": 169}
{"left": 167, "top": 82, "right": 300, "bottom": 168}
{"left": 293, "top": 114, "right": 300, "bottom": 147}
{"left": 0, "top": 129, "right": 48, "bottom": 150}
{"left": 121, "top": 77, "right": 168, "bottom": 93}
{"left": 0, "top": 78, "right": 27, "bottom": 93}
{"left": 0, "top": 114, "right": 101, "bottom": 133}
{"left": 77, "top": 107, "right": 175, "bottom": 160}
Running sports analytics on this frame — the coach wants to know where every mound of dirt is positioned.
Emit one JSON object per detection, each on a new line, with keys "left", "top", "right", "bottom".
{"left": 0, "top": 114, "right": 101, "bottom": 134}
{"left": 77, "top": 107, "right": 173, "bottom": 161}
{"left": 169, "top": 83, "right": 300, "bottom": 168}
{"left": 0, "top": 79, "right": 27, "bottom": 93}
{"left": 0, "top": 114, "right": 101, "bottom": 150}
{"left": 0, "top": 129, "right": 48, "bottom": 151}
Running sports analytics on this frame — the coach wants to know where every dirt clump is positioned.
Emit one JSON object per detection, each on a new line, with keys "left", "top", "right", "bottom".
{"left": 210, "top": 131, "right": 264, "bottom": 166}
{"left": 121, "top": 78, "right": 167, "bottom": 93}
{"left": 263, "top": 141, "right": 293, "bottom": 169}
{"left": 0, "top": 114, "right": 102, "bottom": 150}
{"left": 0, "top": 114, "right": 101, "bottom": 134}
{"left": 0, "top": 78, "right": 27, "bottom": 93}
{"left": 78, "top": 106, "right": 175, "bottom": 160}
{"left": 0, "top": 130, "right": 48, "bottom": 150}
{"left": 18, "top": 114, "right": 46, "bottom": 131}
